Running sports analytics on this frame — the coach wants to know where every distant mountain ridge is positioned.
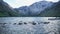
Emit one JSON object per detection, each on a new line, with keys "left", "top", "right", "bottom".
{"left": 15, "top": 1, "right": 54, "bottom": 16}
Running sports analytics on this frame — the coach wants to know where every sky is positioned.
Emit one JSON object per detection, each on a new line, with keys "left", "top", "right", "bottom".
{"left": 3, "top": 0, "right": 59, "bottom": 8}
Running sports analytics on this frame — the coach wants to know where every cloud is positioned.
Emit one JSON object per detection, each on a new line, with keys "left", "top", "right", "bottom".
{"left": 15, "top": 0, "right": 41, "bottom": 7}
{"left": 46, "top": 0, "right": 59, "bottom": 2}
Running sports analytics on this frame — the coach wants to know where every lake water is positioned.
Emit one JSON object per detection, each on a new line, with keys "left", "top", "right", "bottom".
{"left": 0, "top": 17, "right": 60, "bottom": 34}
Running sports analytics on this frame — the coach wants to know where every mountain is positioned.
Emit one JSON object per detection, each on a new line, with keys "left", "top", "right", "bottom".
{"left": 14, "top": 6, "right": 30, "bottom": 16}
{"left": 15, "top": 1, "right": 53, "bottom": 16}
{"left": 29, "top": 1, "right": 53, "bottom": 15}
{"left": 39, "top": 1, "right": 60, "bottom": 17}
{"left": 1, "top": 0, "right": 60, "bottom": 17}
{"left": 0, "top": 0, "right": 20, "bottom": 17}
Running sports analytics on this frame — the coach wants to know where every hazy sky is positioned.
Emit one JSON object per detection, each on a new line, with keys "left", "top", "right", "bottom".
{"left": 3, "top": 0, "right": 59, "bottom": 8}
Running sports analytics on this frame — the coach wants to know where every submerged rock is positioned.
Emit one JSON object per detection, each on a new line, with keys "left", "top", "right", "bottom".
{"left": 24, "top": 22, "right": 27, "bottom": 25}
{"left": 18, "top": 23, "right": 22, "bottom": 25}
{"left": 32, "top": 22, "right": 36, "bottom": 25}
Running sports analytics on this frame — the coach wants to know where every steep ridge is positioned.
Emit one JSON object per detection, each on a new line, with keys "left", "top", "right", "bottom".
{"left": 39, "top": 1, "right": 60, "bottom": 17}
{"left": 0, "top": 0, "right": 20, "bottom": 17}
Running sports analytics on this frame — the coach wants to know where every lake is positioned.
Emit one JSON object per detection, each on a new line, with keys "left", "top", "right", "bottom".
{"left": 0, "top": 17, "right": 60, "bottom": 34}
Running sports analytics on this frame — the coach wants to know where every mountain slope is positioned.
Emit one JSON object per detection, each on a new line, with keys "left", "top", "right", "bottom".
{"left": 14, "top": 6, "right": 30, "bottom": 16}
{"left": 0, "top": 0, "right": 20, "bottom": 17}
{"left": 39, "top": 1, "right": 60, "bottom": 17}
